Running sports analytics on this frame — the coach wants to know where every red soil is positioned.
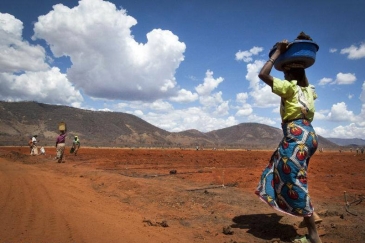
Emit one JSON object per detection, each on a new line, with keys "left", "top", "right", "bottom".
{"left": 0, "top": 147, "right": 364, "bottom": 243}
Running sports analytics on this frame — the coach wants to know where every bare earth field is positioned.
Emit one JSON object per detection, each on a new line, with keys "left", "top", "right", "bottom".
{"left": 0, "top": 146, "right": 364, "bottom": 243}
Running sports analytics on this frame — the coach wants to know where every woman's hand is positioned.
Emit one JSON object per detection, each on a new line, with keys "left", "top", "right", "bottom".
{"left": 275, "top": 39, "right": 289, "bottom": 53}
{"left": 258, "top": 39, "right": 289, "bottom": 88}
{"left": 258, "top": 39, "right": 288, "bottom": 87}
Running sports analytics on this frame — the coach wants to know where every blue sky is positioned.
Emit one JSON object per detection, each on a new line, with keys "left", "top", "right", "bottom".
{"left": 1, "top": 0, "right": 365, "bottom": 139}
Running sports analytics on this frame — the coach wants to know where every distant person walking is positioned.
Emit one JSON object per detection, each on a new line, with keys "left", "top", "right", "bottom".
{"left": 29, "top": 135, "right": 39, "bottom": 155}
{"left": 71, "top": 136, "right": 81, "bottom": 156}
{"left": 55, "top": 130, "right": 66, "bottom": 163}
{"left": 255, "top": 33, "right": 322, "bottom": 243}
{"left": 40, "top": 146, "right": 46, "bottom": 155}
{"left": 361, "top": 147, "right": 364, "bottom": 154}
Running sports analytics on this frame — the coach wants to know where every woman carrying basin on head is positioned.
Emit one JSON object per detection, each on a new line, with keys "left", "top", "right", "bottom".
{"left": 255, "top": 32, "right": 322, "bottom": 243}
{"left": 56, "top": 122, "right": 67, "bottom": 163}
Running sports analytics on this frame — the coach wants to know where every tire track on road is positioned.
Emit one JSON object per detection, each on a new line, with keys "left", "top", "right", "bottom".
{"left": 0, "top": 159, "right": 81, "bottom": 243}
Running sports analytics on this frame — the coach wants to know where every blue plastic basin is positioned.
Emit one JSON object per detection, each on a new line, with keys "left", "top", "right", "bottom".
{"left": 269, "top": 40, "right": 319, "bottom": 71}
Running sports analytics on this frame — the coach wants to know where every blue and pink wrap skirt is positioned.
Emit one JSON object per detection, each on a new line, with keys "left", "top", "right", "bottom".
{"left": 255, "top": 119, "right": 318, "bottom": 217}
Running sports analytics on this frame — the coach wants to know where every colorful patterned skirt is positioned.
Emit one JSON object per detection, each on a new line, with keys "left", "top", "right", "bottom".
{"left": 255, "top": 119, "right": 318, "bottom": 217}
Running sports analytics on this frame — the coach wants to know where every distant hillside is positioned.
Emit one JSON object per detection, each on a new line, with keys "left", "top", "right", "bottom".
{"left": 206, "top": 123, "right": 282, "bottom": 149}
{"left": 203, "top": 122, "right": 337, "bottom": 150}
{"left": 326, "top": 137, "right": 365, "bottom": 147}
{"left": 0, "top": 101, "right": 171, "bottom": 147}
{"left": 0, "top": 101, "right": 339, "bottom": 149}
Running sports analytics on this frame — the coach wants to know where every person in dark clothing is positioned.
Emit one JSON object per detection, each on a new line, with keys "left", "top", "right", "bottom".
{"left": 56, "top": 130, "right": 66, "bottom": 163}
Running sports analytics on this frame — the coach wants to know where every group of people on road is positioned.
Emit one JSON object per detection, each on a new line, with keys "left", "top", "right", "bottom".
{"left": 55, "top": 131, "right": 81, "bottom": 163}
{"left": 29, "top": 127, "right": 81, "bottom": 164}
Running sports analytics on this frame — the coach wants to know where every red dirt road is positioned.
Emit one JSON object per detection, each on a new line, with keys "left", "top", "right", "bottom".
{"left": 0, "top": 147, "right": 364, "bottom": 243}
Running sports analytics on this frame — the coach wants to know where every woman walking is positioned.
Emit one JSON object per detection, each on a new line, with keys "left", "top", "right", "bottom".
{"left": 255, "top": 35, "right": 322, "bottom": 243}
{"left": 56, "top": 130, "right": 66, "bottom": 163}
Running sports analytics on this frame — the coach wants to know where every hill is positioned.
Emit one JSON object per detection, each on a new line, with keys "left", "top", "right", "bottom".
{"left": 326, "top": 137, "right": 365, "bottom": 147}
{"left": 0, "top": 101, "right": 338, "bottom": 149}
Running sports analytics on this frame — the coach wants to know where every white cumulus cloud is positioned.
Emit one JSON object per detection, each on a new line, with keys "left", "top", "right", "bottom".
{"left": 340, "top": 43, "right": 365, "bottom": 59}
{"left": 331, "top": 123, "right": 365, "bottom": 138}
{"left": 334, "top": 72, "right": 356, "bottom": 85}
{"left": 0, "top": 13, "right": 83, "bottom": 105}
{"left": 195, "top": 70, "right": 224, "bottom": 96}
{"left": 169, "top": 89, "right": 198, "bottom": 103}
{"left": 0, "top": 13, "right": 49, "bottom": 73}
{"left": 0, "top": 67, "right": 83, "bottom": 104}
{"left": 318, "top": 77, "right": 333, "bottom": 86}
{"left": 236, "top": 92, "right": 249, "bottom": 104}
{"left": 32, "top": 0, "right": 186, "bottom": 101}
{"left": 236, "top": 103, "right": 253, "bottom": 117}
{"left": 327, "top": 102, "right": 355, "bottom": 122}
{"left": 235, "top": 46, "right": 263, "bottom": 63}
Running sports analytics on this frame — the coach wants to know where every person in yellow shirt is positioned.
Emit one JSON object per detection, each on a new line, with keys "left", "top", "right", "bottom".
{"left": 255, "top": 38, "right": 321, "bottom": 243}
{"left": 71, "top": 136, "right": 81, "bottom": 156}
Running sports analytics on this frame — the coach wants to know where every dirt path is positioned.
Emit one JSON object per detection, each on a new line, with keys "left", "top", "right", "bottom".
{"left": 0, "top": 147, "right": 364, "bottom": 243}
{"left": 0, "top": 157, "right": 185, "bottom": 243}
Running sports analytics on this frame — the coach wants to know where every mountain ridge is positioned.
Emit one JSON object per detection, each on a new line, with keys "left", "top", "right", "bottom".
{"left": 326, "top": 137, "right": 365, "bottom": 147}
{"left": 0, "top": 101, "right": 342, "bottom": 149}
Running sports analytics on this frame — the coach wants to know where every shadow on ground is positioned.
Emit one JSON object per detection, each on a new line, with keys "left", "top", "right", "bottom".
{"left": 231, "top": 213, "right": 298, "bottom": 241}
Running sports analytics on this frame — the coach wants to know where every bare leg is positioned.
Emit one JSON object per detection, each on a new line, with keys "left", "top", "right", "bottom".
{"left": 313, "top": 211, "right": 322, "bottom": 223}
{"left": 303, "top": 214, "right": 322, "bottom": 243}
{"left": 300, "top": 211, "right": 322, "bottom": 227}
